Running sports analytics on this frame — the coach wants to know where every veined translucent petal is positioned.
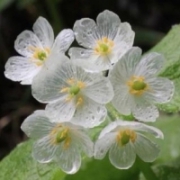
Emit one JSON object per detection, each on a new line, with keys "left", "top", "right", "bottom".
{"left": 94, "top": 133, "right": 116, "bottom": 159}
{"left": 73, "top": 97, "right": 107, "bottom": 128}
{"left": 109, "top": 142, "right": 136, "bottom": 169}
{"left": 73, "top": 18, "right": 97, "bottom": 48}
{"left": 145, "top": 77, "right": 174, "bottom": 103}
{"left": 96, "top": 10, "right": 121, "bottom": 39}
{"left": 15, "top": 30, "right": 42, "bottom": 57}
{"left": 52, "top": 29, "right": 74, "bottom": 53}
{"left": 135, "top": 52, "right": 164, "bottom": 77}
{"left": 32, "top": 135, "right": 57, "bottom": 163}
{"left": 4, "top": 56, "right": 41, "bottom": 84}
{"left": 21, "top": 110, "right": 55, "bottom": 139}
{"left": 133, "top": 134, "right": 160, "bottom": 162}
{"left": 55, "top": 144, "right": 81, "bottom": 174}
{"left": 33, "top": 16, "right": 54, "bottom": 48}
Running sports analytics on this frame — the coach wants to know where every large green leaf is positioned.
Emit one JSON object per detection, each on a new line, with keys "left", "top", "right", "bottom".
{"left": 0, "top": 140, "right": 66, "bottom": 180}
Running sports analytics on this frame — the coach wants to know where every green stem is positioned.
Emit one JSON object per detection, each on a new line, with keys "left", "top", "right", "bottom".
{"left": 137, "top": 158, "right": 158, "bottom": 180}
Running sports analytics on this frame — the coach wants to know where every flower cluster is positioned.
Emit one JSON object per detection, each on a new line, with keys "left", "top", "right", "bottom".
{"left": 4, "top": 10, "right": 174, "bottom": 174}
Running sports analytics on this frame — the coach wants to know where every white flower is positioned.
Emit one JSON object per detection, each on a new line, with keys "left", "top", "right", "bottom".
{"left": 21, "top": 110, "right": 93, "bottom": 174}
{"left": 94, "top": 120, "right": 163, "bottom": 169}
{"left": 4, "top": 16, "right": 74, "bottom": 85}
{"left": 68, "top": 10, "right": 134, "bottom": 72}
{"left": 109, "top": 47, "right": 174, "bottom": 122}
{"left": 32, "top": 54, "right": 114, "bottom": 128}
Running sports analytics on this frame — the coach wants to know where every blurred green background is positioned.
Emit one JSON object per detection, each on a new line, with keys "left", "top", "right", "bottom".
{"left": 0, "top": 0, "right": 180, "bottom": 161}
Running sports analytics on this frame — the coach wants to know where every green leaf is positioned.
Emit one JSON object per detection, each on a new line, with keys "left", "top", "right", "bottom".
{"left": 150, "top": 25, "right": 180, "bottom": 112}
{"left": 0, "top": 140, "right": 66, "bottom": 180}
{"left": 153, "top": 114, "right": 180, "bottom": 163}
{"left": 140, "top": 115, "right": 180, "bottom": 180}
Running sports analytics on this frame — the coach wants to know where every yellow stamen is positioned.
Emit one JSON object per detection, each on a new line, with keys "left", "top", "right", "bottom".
{"left": 49, "top": 125, "right": 71, "bottom": 149}
{"left": 94, "top": 37, "right": 114, "bottom": 56}
{"left": 116, "top": 129, "right": 137, "bottom": 146}
{"left": 60, "top": 87, "right": 70, "bottom": 93}
{"left": 127, "top": 76, "right": 148, "bottom": 96}
{"left": 76, "top": 97, "right": 83, "bottom": 106}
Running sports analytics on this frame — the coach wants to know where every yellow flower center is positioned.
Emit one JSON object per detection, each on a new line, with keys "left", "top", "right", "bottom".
{"left": 29, "top": 47, "right": 50, "bottom": 66}
{"left": 50, "top": 124, "right": 71, "bottom": 149}
{"left": 94, "top": 37, "right": 114, "bottom": 56}
{"left": 60, "top": 78, "right": 86, "bottom": 106}
{"left": 127, "top": 76, "right": 148, "bottom": 96}
{"left": 116, "top": 129, "right": 137, "bottom": 146}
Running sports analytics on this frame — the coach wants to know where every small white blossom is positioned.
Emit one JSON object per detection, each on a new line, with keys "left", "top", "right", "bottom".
{"left": 21, "top": 110, "right": 94, "bottom": 174}
{"left": 4, "top": 16, "right": 74, "bottom": 85}
{"left": 109, "top": 47, "right": 174, "bottom": 122}
{"left": 94, "top": 120, "right": 163, "bottom": 169}
{"left": 69, "top": 10, "right": 134, "bottom": 72}
{"left": 32, "top": 54, "right": 114, "bottom": 128}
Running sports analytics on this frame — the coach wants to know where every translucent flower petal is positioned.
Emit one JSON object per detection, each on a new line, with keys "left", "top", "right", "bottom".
{"left": 96, "top": 10, "right": 121, "bottom": 39}
{"left": 15, "top": 30, "right": 42, "bottom": 57}
{"left": 74, "top": 55, "right": 113, "bottom": 72}
{"left": 73, "top": 97, "right": 107, "bottom": 128}
{"left": 21, "top": 110, "right": 55, "bottom": 139}
{"left": 83, "top": 76, "right": 114, "bottom": 104}
{"left": 134, "top": 134, "right": 160, "bottom": 162}
{"left": 33, "top": 16, "right": 54, "bottom": 48}
{"left": 116, "top": 121, "right": 164, "bottom": 139}
{"left": 111, "top": 85, "right": 133, "bottom": 115}
{"left": 45, "top": 98, "right": 76, "bottom": 121}
{"left": 32, "top": 136, "right": 57, "bottom": 163}
{"left": 68, "top": 47, "right": 93, "bottom": 60}
{"left": 4, "top": 56, "right": 41, "bottom": 84}
{"left": 109, "top": 47, "right": 142, "bottom": 80}
{"left": 109, "top": 142, "right": 136, "bottom": 169}
{"left": 94, "top": 133, "right": 116, "bottom": 159}
{"left": 145, "top": 77, "right": 174, "bottom": 103}
{"left": 132, "top": 97, "right": 159, "bottom": 122}
{"left": 135, "top": 52, "right": 164, "bottom": 77}
{"left": 52, "top": 29, "right": 74, "bottom": 53}
{"left": 55, "top": 145, "right": 81, "bottom": 174}
{"left": 71, "top": 129, "right": 94, "bottom": 157}
{"left": 99, "top": 121, "right": 118, "bottom": 138}
{"left": 32, "top": 55, "right": 69, "bottom": 103}
{"left": 114, "top": 22, "right": 135, "bottom": 48}
{"left": 73, "top": 18, "right": 97, "bottom": 48}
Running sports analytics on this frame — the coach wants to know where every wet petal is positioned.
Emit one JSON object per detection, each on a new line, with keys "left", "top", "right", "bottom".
{"left": 33, "top": 136, "right": 57, "bottom": 163}
{"left": 32, "top": 55, "right": 69, "bottom": 103}
{"left": 72, "top": 97, "right": 107, "bottom": 128}
{"left": 15, "top": 30, "right": 42, "bottom": 57}
{"left": 135, "top": 52, "right": 164, "bottom": 77}
{"left": 21, "top": 110, "right": 55, "bottom": 139}
{"left": 94, "top": 133, "right": 116, "bottom": 159}
{"left": 52, "top": 29, "right": 74, "bottom": 53}
{"left": 132, "top": 97, "right": 159, "bottom": 122}
{"left": 83, "top": 76, "right": 114, "bottom": 104}
{"left": 33, "top": 16, "right": 54, "bottom": 48}
{"left": 134, "top": 134, "right": 160, "bottom": 162}
{"left": 4, "top": 56, "right": 41, "bottom": 84}
{"left": 46, "top": 98, "right": 76, "bottom": 121}
{"left": 109, "top": 142, "right": 136, "bottom": 169}
{"left": 96, "top": 10, "right": 120, "bottom": 39}
{"left": 55, "top": 145, "right": 81, "bottom": 174}
{"left": 145, "top": 77, "right": 174, "bottom": 103}
{"left": 73, "top": 18, "right": 97, "bottom": 48}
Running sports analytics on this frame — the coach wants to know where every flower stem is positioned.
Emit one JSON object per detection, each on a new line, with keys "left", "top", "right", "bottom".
{"left": 137, "top": 158, "right": 158, "bottom": 180}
